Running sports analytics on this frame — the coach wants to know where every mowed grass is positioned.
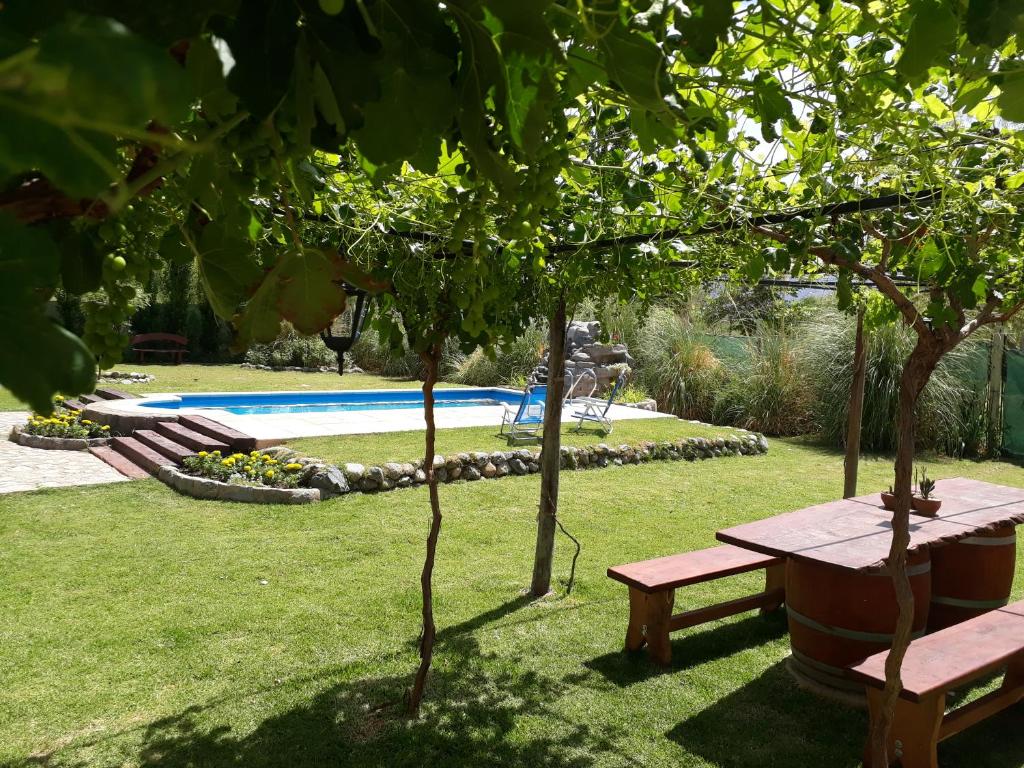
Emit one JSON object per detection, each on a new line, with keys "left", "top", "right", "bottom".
{"left": 290, "top": 417, "right": 741, "bottom": 468}
{"left": 0, "top": 364, "right": 436, "bottom": 412}
{"left": 4, "top": 440, "right": 1024, "bottom": 767}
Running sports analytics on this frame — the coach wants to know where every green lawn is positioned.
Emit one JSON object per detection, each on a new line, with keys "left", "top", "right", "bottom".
{"left": 0, "top": 364, "right": 433, "bottom": 412}
{"left": 290, "top": 418, "right": 740, "bottom": 468}
{"left": 4, "top": 439, "right": 1024, "bottom": 767}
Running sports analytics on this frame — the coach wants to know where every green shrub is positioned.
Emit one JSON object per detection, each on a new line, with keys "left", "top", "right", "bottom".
{"left": 713, "top": 325, "right": 814, "bottom": 435}
{"left": 450, "top": 325, "right": 545, "bottom": 387}
{"left": 182, "top": 450, "right": 305, "bottom": 487}
{"left": 633, "top": 306, "right": 726, "bottom": 420}
{"left": 245, "top": 324, "right": 337, "bottom": 369}
{"left": 802, "top": 310, "right": 989, "bottom": 455}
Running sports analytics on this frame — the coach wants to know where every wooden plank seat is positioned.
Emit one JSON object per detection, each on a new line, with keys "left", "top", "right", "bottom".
{"left": 607, "top": 545, "right": 785, "bottom": 665}
{"left": 848, "top": 600, "right": 1024, "bottom": 767}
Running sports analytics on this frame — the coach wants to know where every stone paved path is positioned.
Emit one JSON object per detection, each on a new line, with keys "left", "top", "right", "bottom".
{"left": 0, "top": 412, "right": 129, "bottom": 494}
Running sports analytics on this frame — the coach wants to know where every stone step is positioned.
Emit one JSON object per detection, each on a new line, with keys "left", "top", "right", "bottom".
{"left": 110, "top": 437, "right": 175, "bottom": 475}
{"left": 176, "top": 414, "right": 256, "bottom": 451}
{"left": 79, "top": 393, "right": 104, "bottom": 404}
{"left": 134, "top": 430, "right": 194, "bottom": 463}
{"left": 155, "top": 421, "right": 229, "bottom": 452}
{"left": 63, "top": 399, "right": 86, "bottom": 411}
{"left": 94, "top": 387, "right": 137, "bottom": 400}
{"left": 91, "top": 443, "right": 155, "bottom": 479}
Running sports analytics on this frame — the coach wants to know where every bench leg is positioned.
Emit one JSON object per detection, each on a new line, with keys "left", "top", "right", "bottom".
{"left": 1002, "top": 651, "right": 1024, "bottom": 690}
{"left": 625, "top": 587, "right": 647, "bottom": 652}
{"left": 645, "top": 589, "right": 675, "bottom": 666}
{"left": 864, "top": 688, "right": 943, "bottom": 768}
{"left": 760, "top": 561, "right": 786, "bottom": 614}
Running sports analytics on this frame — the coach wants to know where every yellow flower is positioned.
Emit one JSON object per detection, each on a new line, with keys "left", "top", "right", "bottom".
{"left": 267, "top": 458, "right": 278, "bottom": 465}
{"left": 81, "top": 419, "right": 92, "bottom": 425}
{"left": 261, "top": 454, "right": 272, "bottom": 461}
{"left": 101, "top": 425, "right": 110, "bottom": 431}
{"left": 250, "top": 451, "right": 260, "bottom": 458}
{"left": 221, "top": 458, "right": 236, "bottom": 467}
{"left": 211, "top": 450, "right": 221, "bottom": 456}
{"left": 264, "top": 469, "right": 275, "bottom": 479}
{"left": 198, "top": 451, "right": 208, "bottom": 457}
{"left": 232, "top": 453, "right": 244, "bottom": 460}
{"left": 284, "top": 463, "right": 302, "bottom": 471}
{"left": 244, "top": 465, "right": 253, "bottom": 473}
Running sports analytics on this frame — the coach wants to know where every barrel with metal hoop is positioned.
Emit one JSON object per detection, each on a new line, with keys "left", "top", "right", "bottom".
{"left": 785, "top": 550, "right": 932, "bottom": 695}
{"left": 928, "top": 525, "right": 1016, "bottom": 632}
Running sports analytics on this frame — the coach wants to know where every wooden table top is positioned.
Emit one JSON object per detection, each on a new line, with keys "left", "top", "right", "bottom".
{"left": 716, "top": 478, "right": 1024, "bottom": 573}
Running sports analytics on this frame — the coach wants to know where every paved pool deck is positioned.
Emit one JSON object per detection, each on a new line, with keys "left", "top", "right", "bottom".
{"left": 200, "top": 400, "right": 672, "bottom": 440}
{"left": 88, "top": 390, "right": 674, "bottom": 442}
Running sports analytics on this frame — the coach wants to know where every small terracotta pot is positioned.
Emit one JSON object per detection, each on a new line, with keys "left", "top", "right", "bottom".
{"left": 880, "top": 492, "right": 897, "bottom": 511}
{"left": 911, "top": 496, "right": 942, "bottom": 516}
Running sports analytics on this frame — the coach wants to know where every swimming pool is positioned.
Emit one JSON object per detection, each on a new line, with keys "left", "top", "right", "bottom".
{"left": 138, "top": 388, "right": 525, "bottom": 416}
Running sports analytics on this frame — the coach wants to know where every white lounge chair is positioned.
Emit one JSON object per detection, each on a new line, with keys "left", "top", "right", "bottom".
{"left": 572, "top": 373, "right": 626, "bottom": 434}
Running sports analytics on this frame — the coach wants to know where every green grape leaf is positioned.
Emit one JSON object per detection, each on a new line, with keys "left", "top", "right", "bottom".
{"left": 186, "top": 36, "right": 239, "bottom": 121}
{"left": 219, "top": 0, "right": 300, "bottom": 119}
{"left": 37, "top": 16, "right": 192, "bottom": 126}
{"left": 233, "top": 273, "right": 283, "bottom": 349}
{"left": 158, "top": 228, "right": 196, "bottom": 266}
{"left": 599, "top": 25, "right": 669, "bottom": 113}
{"left": 966, "top": 0, "right": 1024, "bottom": 47}
{"left": 0, "top": 214, "right": 94, "bottom": 410}
{"left": 58, "top": 229, "right": 104, "bottom": 295}
{"left": 276, "top": 247, "right": 347, "bottom": 334}
{"left": 896, "top": 0, "right": 957, "bottom": 83}
{"left": 751, "top": 72, "right": 797, "bottom": 142}
{"left": 195, "top": 221, "right": 265, "bottom": 319}
{"left": 997, "top": 70, "right": 1024, "bottom": 121}
{"left": 677, "top": 0, "right": 735, "bottom": 65}
{"left": 0, "top": 300, "right": 97, "bottom": 413}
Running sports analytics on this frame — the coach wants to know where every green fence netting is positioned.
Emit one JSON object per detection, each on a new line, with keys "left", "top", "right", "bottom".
{"left": 1003, "top": 349, "right": 1024, "bottom": 457}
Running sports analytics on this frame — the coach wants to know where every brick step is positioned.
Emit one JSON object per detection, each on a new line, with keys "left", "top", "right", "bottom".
{"left": 175, "top": 415, "right": 255, "bottom": 451}
{"left": 110, "top": 437, "right": 175, "bottom": 475}
{"left": 94, "top": 387, "right": 137, "bottom": 400}
{"left": 89, "top": 445, "right": 151, "bottom": 479}
{"left": 155, "top": 421, "right": 229, "bottom": 452}
{"left": 79, "top": 393, "right": 104, "bottom": 404}
{"left": 63, "top": 399, "right": 86, "bottom": 411}
{"left": 134, "top": 430, "right": 195, "bottom": 463}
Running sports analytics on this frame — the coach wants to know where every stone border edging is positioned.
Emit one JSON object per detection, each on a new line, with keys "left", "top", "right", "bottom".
{"left": 158, "top": 465, "right": 321, "bottom": 504}
{"left": 9, "top": 425, "right": 111, "bottom": 451}
{"left": 263, "top": 432, "right": 768, "bottom": 496}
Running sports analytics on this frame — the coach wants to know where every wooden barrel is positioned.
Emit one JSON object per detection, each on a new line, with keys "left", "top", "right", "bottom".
{"left": 928, "top": 525, "right": 1016, "bottom": 632}
{"left": 786, "top": 551, "right": 931, "bottom": 694}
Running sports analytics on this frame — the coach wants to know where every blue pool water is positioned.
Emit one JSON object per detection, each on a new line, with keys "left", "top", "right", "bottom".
{"left": 139, "top": 388, "right": 525, "bottom": 415}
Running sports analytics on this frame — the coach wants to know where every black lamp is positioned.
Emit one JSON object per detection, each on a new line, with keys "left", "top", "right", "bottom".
{"left": 320, "top": 284, "right": 369, "bottom": 375}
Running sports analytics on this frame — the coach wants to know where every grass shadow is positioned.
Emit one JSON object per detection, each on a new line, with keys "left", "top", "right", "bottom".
{"left": 582, "top": 612, "right": 788, "bottom": 688}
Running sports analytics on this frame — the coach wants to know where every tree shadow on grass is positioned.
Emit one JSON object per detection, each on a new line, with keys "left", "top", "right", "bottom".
{"left": 666, "top": 659, "right": 866, "bottom": 767}
{"left": 581, "top": 612, "right": 788, "bottom": 689}
{"left": 120, "top": 632, "right": 630, "bottom": 768}
{"left": 666, "top": 659, "right": 1024, "bottom": 768}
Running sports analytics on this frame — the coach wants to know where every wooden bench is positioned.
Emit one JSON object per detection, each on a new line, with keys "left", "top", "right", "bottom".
{"left": 848, "top": 600, "right": 1024, "bottom": 768}
{"left": 607, "top": 545, "right": 785, "bottom": 665}
{"left": 130, "top": 333, "right": 188, "bottom": 364}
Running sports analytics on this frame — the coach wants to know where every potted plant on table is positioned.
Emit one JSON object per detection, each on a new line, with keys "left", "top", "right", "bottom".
{"left": 912, "top": 468, "right": 942, "bottom": 516}
{"left": 880, "top": 485, "right": 897, "bottom": 511}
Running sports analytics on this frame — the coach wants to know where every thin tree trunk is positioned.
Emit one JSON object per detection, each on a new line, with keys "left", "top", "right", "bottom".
{"left": 531, "top": 296, "right": 567, "bottom": 597}
{"left": 868, "top": 337, "right": 942, "bottom": 766}
{"left": 987, "top": 323, "right": 1005, "bottom": 455}
{"left": 844, "top": 306, "right": 868, "bottom": 499}
{"left": 407, "top": 345, "right": 442, "bottom": 715}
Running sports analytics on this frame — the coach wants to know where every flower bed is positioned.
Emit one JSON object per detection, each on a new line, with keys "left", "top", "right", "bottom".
{"left": 181, "top": 450, "right": 306, "bottom": 488}
{"left": 11, "top": 409, "right": 112, "bottom": 450}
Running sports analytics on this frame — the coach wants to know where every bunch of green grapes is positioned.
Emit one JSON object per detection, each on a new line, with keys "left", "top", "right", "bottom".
{"left": 80, "top": 203, "right": 163, "bottom": 369}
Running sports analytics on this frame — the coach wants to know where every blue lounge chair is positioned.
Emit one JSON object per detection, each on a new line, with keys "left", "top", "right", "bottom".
{"left": 501, "top": 384, "right": 547, "bottom": 442}
{"left": 572, "top": 373, "right": 626, "bottom": 434}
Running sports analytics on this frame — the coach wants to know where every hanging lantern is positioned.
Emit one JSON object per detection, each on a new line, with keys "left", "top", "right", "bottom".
{"left": 320, "top": 284, "right": 369, "bottom": 375}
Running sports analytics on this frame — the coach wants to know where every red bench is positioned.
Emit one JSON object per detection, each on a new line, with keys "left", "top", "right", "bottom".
{"left": 607, "top": 545, "right": 785, "bottom": 665}
{"left": 130, "top": 333, "right": 188, "bottom": 364}
{"left": 849, "top": 600, "right": 1024, "bottom": 767}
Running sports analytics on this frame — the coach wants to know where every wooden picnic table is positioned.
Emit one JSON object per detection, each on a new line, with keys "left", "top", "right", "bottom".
{"left": 716, "top": 478, "right": 1024, "bottom": 696}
